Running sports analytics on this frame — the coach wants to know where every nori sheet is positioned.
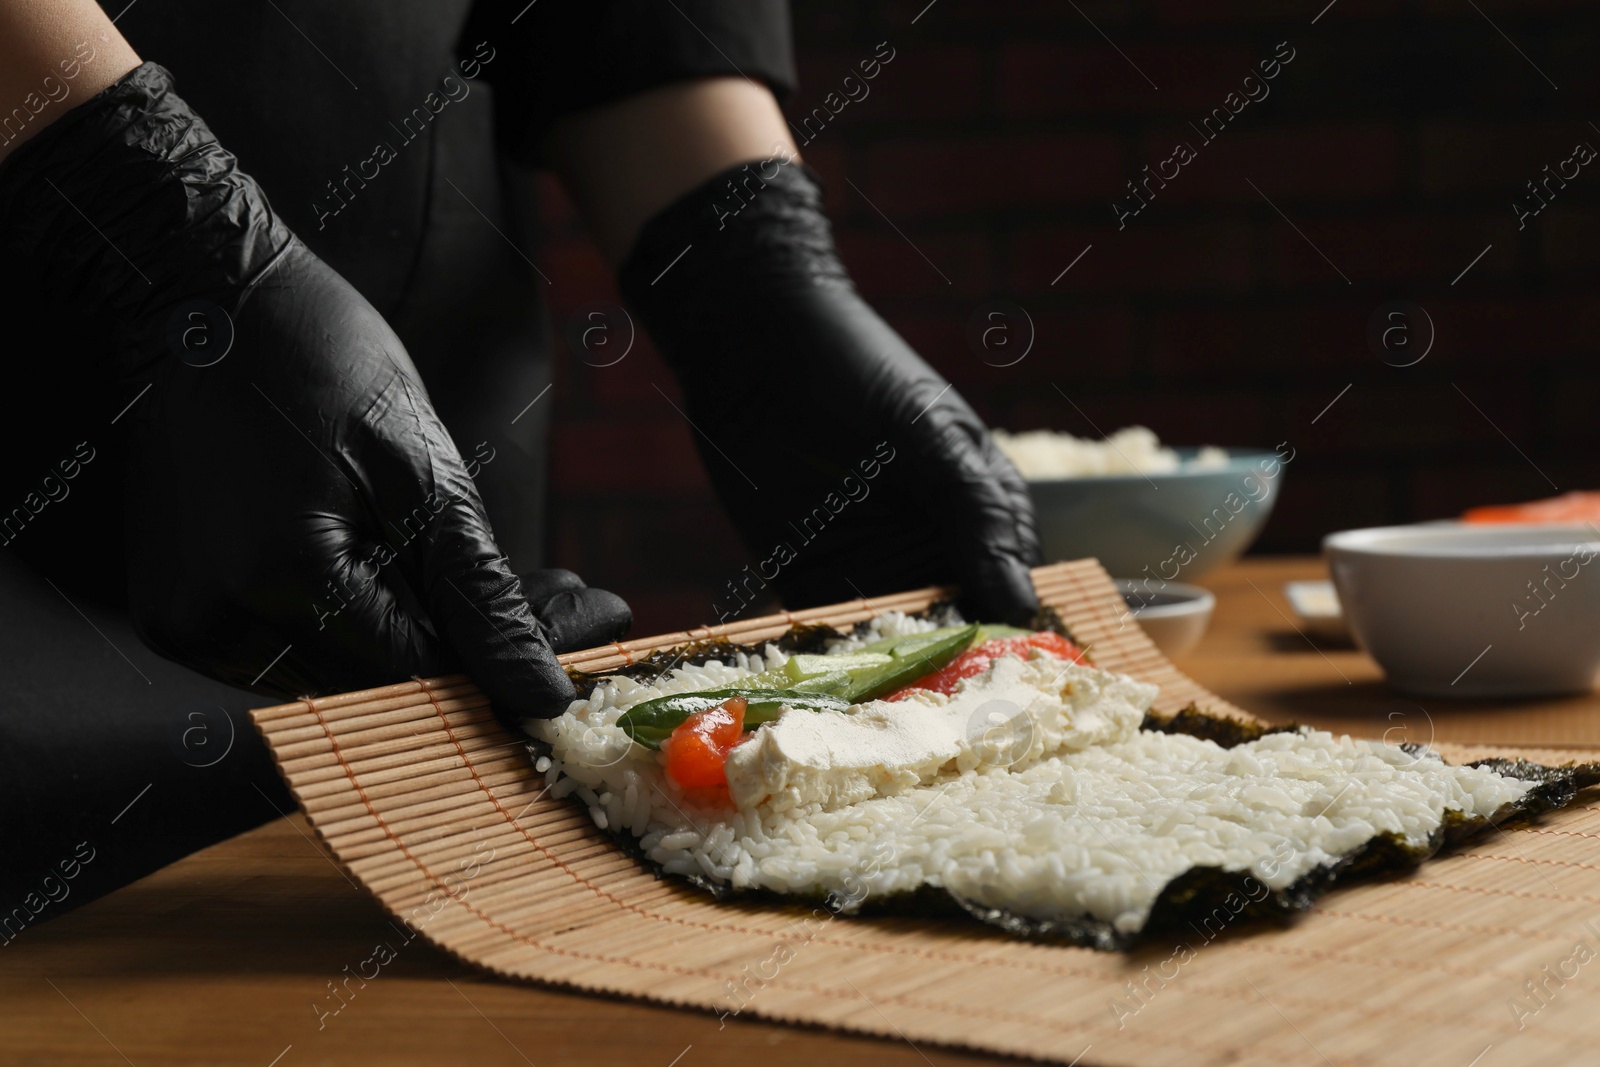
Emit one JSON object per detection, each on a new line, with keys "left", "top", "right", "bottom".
{"left": 543, "top": 609, "right": 1600, "bottom": 951}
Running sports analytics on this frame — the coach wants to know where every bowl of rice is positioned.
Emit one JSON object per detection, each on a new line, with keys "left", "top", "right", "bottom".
{"left": 993, "top": 426, "right": 1287, "bottom": 579}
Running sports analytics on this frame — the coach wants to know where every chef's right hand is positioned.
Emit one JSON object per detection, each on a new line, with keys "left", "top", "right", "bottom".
{"left": 0, "top": 63, "right": 630, "bottom": 723}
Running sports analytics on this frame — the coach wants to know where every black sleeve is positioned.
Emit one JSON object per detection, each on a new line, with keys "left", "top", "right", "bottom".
{"left": 457, "top": 0, "right": 797, "bottom": 168}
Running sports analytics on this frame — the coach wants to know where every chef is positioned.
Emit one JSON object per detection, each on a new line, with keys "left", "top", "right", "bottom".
{"left": 0, "top": 0, "right": 1037, "bottom": 915}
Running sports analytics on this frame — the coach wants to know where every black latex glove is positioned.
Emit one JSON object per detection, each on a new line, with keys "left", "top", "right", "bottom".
{"left": 0, "top": 64, "right": 629, "bottom": 722}
{"left": 518, "top": 569, "right": 632, "bottom": 654}
{"left": 618, "top": 161, "right": 1041, "bottom": 626}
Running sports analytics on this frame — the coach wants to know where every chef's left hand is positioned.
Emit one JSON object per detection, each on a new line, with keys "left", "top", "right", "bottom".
{"left": 618, "top": 163, "right": 1041, "bottom": 625}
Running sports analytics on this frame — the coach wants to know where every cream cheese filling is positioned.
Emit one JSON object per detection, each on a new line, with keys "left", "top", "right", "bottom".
{"left": 724, "top": 654, "right": 1159, "bottom": 813}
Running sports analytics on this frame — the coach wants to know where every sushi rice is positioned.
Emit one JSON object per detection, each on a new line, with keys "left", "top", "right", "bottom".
{"left": 529, "top": 612, "right": 1535, "bottom": 935}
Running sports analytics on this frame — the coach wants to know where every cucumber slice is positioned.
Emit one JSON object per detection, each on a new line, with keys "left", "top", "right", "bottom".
{"left": 792, "top": 669, "right": 852, "bottom": 693}
{"left": 975, "top": 623, "right": 1031, "bottom": 642}
{"left": 782, "top": 652, "right": 892, "bottom": 683}
{"left": 853, "top": 622, "right": 1027, "bottom": 659}
{"left": 853, "top": 624, "right": 970, "bottom": 657}
{"left": 617, "top": 688, "right": 851, "bottom": 749}
{"left": 834, "top": 623, "right": 980, "bottom": 703}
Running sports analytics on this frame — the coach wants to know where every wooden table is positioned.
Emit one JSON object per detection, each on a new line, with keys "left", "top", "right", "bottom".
{"left": 1184, "top": 557, "right": 1600, "bottom": 749}
{"left": 5, "top": 557, "right": 1595, "bottom": 1066}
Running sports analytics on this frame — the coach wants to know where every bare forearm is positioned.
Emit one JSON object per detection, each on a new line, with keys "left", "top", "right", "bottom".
{"left": 544, "top": 76, "right": 799, "bottom": 264}
{"left": 0, "top": 0, "right": 140, "bottom": 162}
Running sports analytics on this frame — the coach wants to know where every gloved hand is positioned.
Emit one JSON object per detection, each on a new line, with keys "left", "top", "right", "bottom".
{"left": 0, "top": 63, "right": 629, "bottom": 722}
{"left": 619, "top": 161, "right": 1040, "bottom": 625}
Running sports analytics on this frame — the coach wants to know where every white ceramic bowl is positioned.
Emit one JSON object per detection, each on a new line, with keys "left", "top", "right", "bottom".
{"left": 1116, "top": 579, "right": 1215, "bottom": 658}
{"left": 1027, "top": 451, "right": 1285, "bottom": 579}
{"left": 1324, "top": 522, "right": 1600, "bottom": 698}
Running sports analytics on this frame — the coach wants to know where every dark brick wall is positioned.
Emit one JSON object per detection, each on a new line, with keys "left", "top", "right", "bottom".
{"left": 536, "top": 0, "right": 1600, "bottom": 635}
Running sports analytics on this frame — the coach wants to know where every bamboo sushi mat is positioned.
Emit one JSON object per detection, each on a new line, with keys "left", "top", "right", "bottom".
{"left": 250, "top": 559, "right": 1600, "bottom": 1067}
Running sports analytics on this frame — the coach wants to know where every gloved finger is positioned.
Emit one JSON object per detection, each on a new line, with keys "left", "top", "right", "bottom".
{"left": 421, "top": 498, "right": 576, "bottom": 723}
{"left": 909, "top": 405, "right": 1043, "bottom": 628}
{"left": 303, "top": 548, "right": 450, "bottom": 689}
{"left": 346, "top": 368, "right": 576, "bottom": 723}
{"left": 517, "top": 568, "right": 587, "bottom": 602}
{"left": 519, "top": 569, "right": 633, "bottom": 653}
